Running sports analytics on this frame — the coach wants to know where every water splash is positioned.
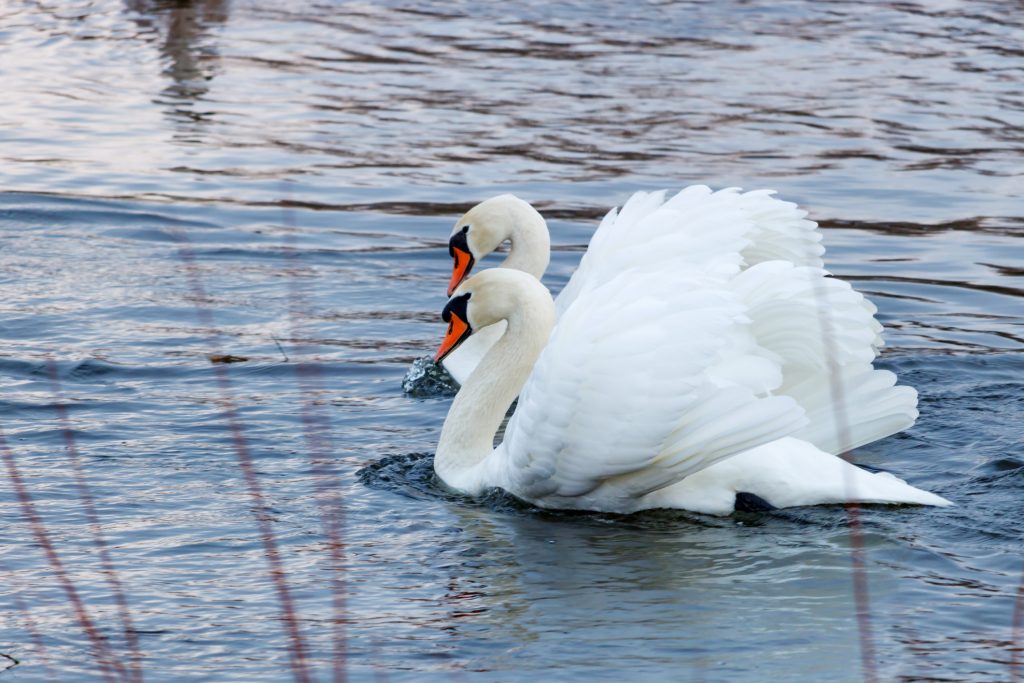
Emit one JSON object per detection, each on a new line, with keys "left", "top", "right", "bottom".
{"left": 402, "top": 356, "right": 459, "bottom": 397}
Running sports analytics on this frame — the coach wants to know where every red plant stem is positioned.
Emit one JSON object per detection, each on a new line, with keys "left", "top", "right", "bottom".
{"left": 813, "top": 276, "right": 878, "bottom": 683}
{"left": 45, "top": 359, "right": 145, "bottom": 683}
{"left": 1011, "top": 558, "right": 1024, "bottom": 683}
{"left": 294, "top": 362, "right": 348, "bottom": 682}
{"left": 0, "top": 427, "right": 126, "bottom": 683}
{"left": 173, "top": 232, "right": 312, "bottom": 683}
{"left": 282, "top": 214, "right": 349, "bottom": 683}
{"left": 1, "top": 563, "right": 59, "bottom": 683}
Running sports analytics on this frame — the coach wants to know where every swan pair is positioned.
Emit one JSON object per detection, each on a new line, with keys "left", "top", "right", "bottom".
{"left": 425, "top": 187, "right": 950, "bottom": 515}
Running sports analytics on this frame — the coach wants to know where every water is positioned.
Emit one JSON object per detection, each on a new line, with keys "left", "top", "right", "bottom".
{"left": 1, "top": 1, "right": 1022, "bottom": 681}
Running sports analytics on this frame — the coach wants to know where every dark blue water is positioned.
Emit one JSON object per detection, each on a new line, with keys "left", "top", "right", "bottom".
{"left": 1, "top": 1, "right": 1022, "bottom": 681}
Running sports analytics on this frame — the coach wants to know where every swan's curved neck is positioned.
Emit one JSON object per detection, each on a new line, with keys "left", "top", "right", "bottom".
{"left": 435, "top": 291, "right": 554, "bottom": 492}
{"left": 497, "top": 204, "right": 550, "bottom": 280}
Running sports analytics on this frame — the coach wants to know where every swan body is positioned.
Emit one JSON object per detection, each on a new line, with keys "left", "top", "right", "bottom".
{"left": 432, "top": 191, "right": 951, "bottom": 513}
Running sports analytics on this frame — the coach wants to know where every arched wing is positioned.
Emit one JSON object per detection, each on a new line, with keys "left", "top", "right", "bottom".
{"left": 498, "top": 199, "right": 812, "bottom": 507}
{"left": 554, "top": 186, "right": 824, "bottom": 316}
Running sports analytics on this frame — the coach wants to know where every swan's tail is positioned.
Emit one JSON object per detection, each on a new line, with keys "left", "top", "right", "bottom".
{"left": 757, "top": 438, "right": 951, "bottom": 508}
{"left": 641, "top": 437, "right": 950, "bottom": 515}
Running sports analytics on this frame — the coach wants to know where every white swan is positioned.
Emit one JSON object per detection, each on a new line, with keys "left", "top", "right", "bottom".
{"left": 432, "top": 189, "right": 951, "bottom": 514}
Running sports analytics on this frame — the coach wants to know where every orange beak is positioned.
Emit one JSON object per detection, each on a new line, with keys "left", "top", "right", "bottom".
{"left": 447, "top": 247, "right": 474, "bottom": 297}
{"left": 435, "top": 312, "right": 471, "bottom": 363}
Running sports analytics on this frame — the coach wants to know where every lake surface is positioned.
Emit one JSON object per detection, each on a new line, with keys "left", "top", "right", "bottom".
{"left": 1, "top": 1, "right": 1022, "bottom": 681}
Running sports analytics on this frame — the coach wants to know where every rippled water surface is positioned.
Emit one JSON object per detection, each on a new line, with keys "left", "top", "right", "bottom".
{"left": 1, "top": 1, "right": 1022, "bottom": 681}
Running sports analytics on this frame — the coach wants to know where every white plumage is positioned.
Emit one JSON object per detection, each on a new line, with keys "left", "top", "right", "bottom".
{"left": 430, "top": 187, "right": 950, "bottom": 514}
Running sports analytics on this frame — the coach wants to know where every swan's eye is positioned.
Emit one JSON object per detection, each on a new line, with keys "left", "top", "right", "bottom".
{"left": 461, "top": 225, "right": 469, "bottom": 233}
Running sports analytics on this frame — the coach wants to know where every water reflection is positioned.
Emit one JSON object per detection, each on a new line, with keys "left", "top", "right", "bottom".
{"left": 4, "top": 0, "right": 1022, "bottom": 214}
{"left": 125, "top": 0, "right": 228, "bottom": 131}
{"left": 418, "top": 499, "right": 870, "bottom": 676}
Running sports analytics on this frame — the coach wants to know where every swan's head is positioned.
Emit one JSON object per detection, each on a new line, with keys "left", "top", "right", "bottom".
{"left": 447, "top": 194, "right": 549, "bottom": 296}
{"left": 435, "top": 269, "right": 553, "bottom": 363}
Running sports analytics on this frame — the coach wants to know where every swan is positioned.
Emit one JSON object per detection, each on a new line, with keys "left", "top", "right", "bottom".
{"left": 430, "top": 189, "right": 951, "bottom": 514}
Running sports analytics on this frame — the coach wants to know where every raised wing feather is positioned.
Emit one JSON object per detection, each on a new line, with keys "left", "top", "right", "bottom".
{"left": 727, "top": 188, "right": 823, "bottom": 268}
{"left": 555, "top": 186, "right": 824, "bottom": 316}
{"left": 731, "top": 261, "right": 917, "bottom": 453}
